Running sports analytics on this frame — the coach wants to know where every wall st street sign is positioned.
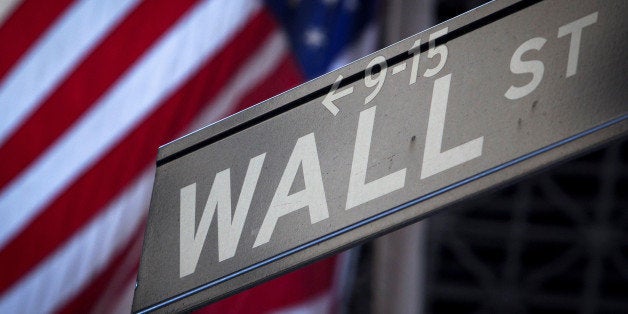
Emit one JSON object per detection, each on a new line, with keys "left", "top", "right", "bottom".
{"left": 133, "top": 0, "right": 627, "bottom": 312}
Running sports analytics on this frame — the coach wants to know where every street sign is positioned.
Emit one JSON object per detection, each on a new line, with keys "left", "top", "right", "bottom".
{"left": 132, "top": 0, "right": 627, "bottom": 312}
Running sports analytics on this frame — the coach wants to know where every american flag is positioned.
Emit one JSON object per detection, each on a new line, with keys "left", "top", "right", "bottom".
{"left": 0, "top": 0, "right": 377, "bottom": 312}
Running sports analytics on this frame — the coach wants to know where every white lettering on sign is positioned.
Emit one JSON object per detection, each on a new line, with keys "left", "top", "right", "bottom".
{"left": 253, "top": 133, "right": 329, "bottom": 248}
{"left": 322, "top": 27, "right": 450, "bottom": 115}
{"left": 364, "top": 56, "right": 388, "bottom": 105}
{"left": 421, "top": 74, "right": 484, "bottom": 179}
{"left": 179, "top": 153, "right": 266, "bottom": 278}
{"left": 409, "top": 38, "right": 421, "bottom": 85}
{"left": 505, "top": 37, "right": 547, "bottom": 100}
{"left": 506, "top": 12, "right": 598, "bottom": 99}
{"left": 558, "top": 12, "right": 598, "bottom": 77}
{"left": 322, "top": 75, "right": 353, "bottom": 116}
{"left": 178, "top": 12, "right": 601, "bottom": 277}
{"left": 423, "top": 27, "right": 449, "bottom": 78}
{"left": 346, "top": 106, "right": 407, "bottom": 209}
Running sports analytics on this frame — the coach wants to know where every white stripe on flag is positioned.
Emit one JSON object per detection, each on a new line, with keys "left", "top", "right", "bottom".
{"left": 0, "top": 0, "right": 260, "bottom": 249}
{"left": 89, "top": 236, "right": 143, "bottom": 314}
{"left": 189, "top": 30, "right": 288, "bottom": 131}
{"left": 0, "top": 168, "right": 153, "bottom": 313}
{"left": 0, "top": 27, "right": 286, "bottom": 307}
{"left": 0, "top": 0, "right": 141, "bottom": 146}
{"left": 0, "top": 0, "right": 22, "bottom": 27}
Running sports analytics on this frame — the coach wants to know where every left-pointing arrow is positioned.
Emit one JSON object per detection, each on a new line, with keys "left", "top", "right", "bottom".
{"left": 322, "top": 75, "right": 354, "bottom": 116}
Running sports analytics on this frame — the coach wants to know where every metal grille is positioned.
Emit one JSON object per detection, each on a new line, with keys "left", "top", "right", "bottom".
{"left": 424, "top": 138, "right": 628, "bottom": 314}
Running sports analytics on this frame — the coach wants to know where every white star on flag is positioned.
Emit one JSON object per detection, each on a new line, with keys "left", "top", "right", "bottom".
{"left": 304, "top": 27, "right": 326, "bottom": 48}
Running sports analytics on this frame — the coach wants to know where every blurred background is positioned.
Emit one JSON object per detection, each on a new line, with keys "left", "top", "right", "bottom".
{"left": 0, "top": 0, "right": 625, "bottom": 313}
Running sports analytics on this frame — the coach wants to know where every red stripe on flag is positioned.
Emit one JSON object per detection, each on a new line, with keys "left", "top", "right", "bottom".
{"left": 74, "top": 54, "right": 305, "bottom": 314}
{"left": 0, "top": 8, "right": 279, "bottom": 296}
{"left": 0, "top": 0, "right": 74, "bottom": 82}
{"left": 0, "top": 0, "right": 200, "bottom": 191}
{"left": 232, "top": 53, "right": 304, "bottom": 113}
{"left": 55, "top": 221, "right": 145, "bottom": 314}
{"left": 65, "top": 39, "right": 305, "bottom": 314}
{"left": 198, "top": 256, "right": 338, "bottom": 314}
